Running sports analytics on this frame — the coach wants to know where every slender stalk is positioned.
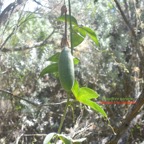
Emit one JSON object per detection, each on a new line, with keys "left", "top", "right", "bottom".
{"left": 54, "top": 92, "right": 70, "bottom": 143}
{"left": 64, "top": 0, "right": 67, "bottom": 43}
{"left": 68, "top": 0, "right": 73, "bottom": 55}
{"left": 57, "top": 92, "right": 70, "bottom": 134}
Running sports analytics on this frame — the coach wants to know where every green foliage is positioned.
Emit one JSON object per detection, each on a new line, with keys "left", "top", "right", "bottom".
{"left": 72, "top": 29, "right": 86, "bottom": 47}
{"left": 72, "top": 80, "right": 107, "bottom": 117}
{"left": 72, "top": 25, "right": 99, "bottom": 47}
{"left": 47, "top": 52, "right": 60, "bottom": 62}
{"left": 57, "top": 15, "right": 99, "bottom": 47}
{"left": 40, "top": 63, "right": 58, "bottom": 77}
{"left": 73, "top": 57, "right": 80, "bottom": 65}
{"left": 10, "top": 34, "right": 19, "bottom": 46}
{"left": 1, "top": 0, "right": 143, "bottom": 143}
{"left": 43, "top": 132, "right": 86, "bottom": 144}
{"left": 57, "top": 15, "right": 78, "bottom": 25}
{"left": 81, "top": 26, "right": 99, "bottom": 46}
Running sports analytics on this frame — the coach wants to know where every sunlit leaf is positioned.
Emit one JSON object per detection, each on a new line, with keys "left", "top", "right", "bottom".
{"left": 43, "top": 133, "right": 86, "bottom": 144}
{"left": 59, "top": 135, "right": 71, "bottom": 144}
{"left": 57, "top": 134, "right": 86, "bottom": 144}
{"left": 78, "top": 87, "right": 99, "bottom": 99}
{"left": 72, "top": 80, "right": 79, "bottom": 97}
{"left": 78, "top": 98, "right": 107, "bottom": 117}
{"left": 72, "top": 80, "right": 107, "bottom": 117}
{"left": 43, "top": 133, "right": 56, "bottom": 144}
{"left": 40, "top": 63, "right": 58, "bottom": 77}
{"left": 57, "top": 15, "right": 78, "bottom": 25}
{"left": 73, "top": 57, "right": 80, "bottom": 65}
{"left": 81, "top": 26, "right": 99, "bottom": 46}
{"left": 72, "top": 26, "right": 87, "bottom": 47}
{"left": 73, "top": 25, "right": 87, "bottom": 37}
{"left": 72, "top": 31, "right": 85, "bottom": 47}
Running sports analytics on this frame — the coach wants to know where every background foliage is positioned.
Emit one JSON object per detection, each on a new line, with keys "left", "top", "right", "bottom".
{"left": 0, "top": 0, "right": 144, "bottom": 143}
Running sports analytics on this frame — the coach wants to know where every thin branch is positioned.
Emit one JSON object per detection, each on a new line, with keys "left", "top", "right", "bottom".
{"left": 107, "top": 88, "right": 144, "bottom": 144}
{"left": 0, "top": 88, "right": 75, "bottom": 107}
{"left": 43, "top": 99, "right": 75, "bottom": 106}
{"left": 0, "top": 27, "right": 17, "bottom": 49}
{"left": 23, "top": 134, "right": 47, "bottom": 136}
{"left": 0, "top": 89, "right": 38, "bottom": 106}
{"left": 114, "top": 0, "right": 136, "bottom": 37}
{"left": 0, "top": 1, "right": 27, "bottom": 50}
{"left": 33, "top": 0, "right": 50, "bottom": 9}
{"left": 57, "top": 93, "right": 71, "bottom": 134}
{"left": 0, "top": 2, "right": 16, "bottom": 25}
{"left": 1, "top": 29, "right": 55, "bottom": 52}
{"left": 124, "top": 0, "right": 129, "bottom": 19}
{"left": 0, "top": 0, "right": 27, "bottom": 25}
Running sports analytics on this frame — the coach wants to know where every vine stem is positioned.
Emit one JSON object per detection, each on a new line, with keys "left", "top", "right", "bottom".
{"left": 57, "top": 92, "right": 70, "bottom": 134}
{"left": 54, "top": 92, "right": 70, "bottom": 143}
{"left": 68, "top": 0, "right": 73, "bottom": 55}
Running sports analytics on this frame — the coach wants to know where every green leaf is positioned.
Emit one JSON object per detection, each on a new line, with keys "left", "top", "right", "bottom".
{"left": 40, "top": 63, "right": 58, "bottom": 77}
{"left": 78, "top": 87, "right": 99, "bottom": 100}
{"left": 73, "top": 57, "right": 80, "bottom": 65}
{"left": 58, "top": 135, "right": 71, "bottom": 144}
{"left": 57, "top": 134, "right": 86, "bottom": 144}
{"left": 72, "top": 31, "right": 85, "bottom": 47}
{"left": 47, "top": 52, "right": 60, "bottom": 62}
{"left": 78, "top": 98, "right": 107, "bottom": 117}
{"left": 73, "top": 25, "right": 87, "bottom": 37}
{"left": 57, "top": 15, "right": 78, "bottom": 25}
{"left": 81, "top": 26, "right": 99, "bottom": 46}
{"left": 43, "top": 133, "right": 86, "bottom": 144}
{"left": 43, "top": 133, "right": 56, "bottom": 144}
{"left": 72, "top": 80, "right": 79, "bottom": 97}
{"left": 72, "top": 26, "right": 86, "bottom": 47}
{"left": 72, "top": 80, "right": 107, "bottom": 117}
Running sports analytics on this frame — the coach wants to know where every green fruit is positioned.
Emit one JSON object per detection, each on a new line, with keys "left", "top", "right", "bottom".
{"left": 58, "top": 47, "right": 75, "bottom": 91}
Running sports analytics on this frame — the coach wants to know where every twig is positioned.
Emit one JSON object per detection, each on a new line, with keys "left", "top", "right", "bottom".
{"left": 23, "top": 134, "right": 47, "bottom": 136}
{"left": 114, "top": 0, "right": 136, "bottom": 37}
{"left": 43, "top": 99, "right": 75, "bottom": 106}
{"left": 0, "top": 0, "right": 27, "bottom": 25}
{"left": 0, "top": 88, "right": 74, "bottom": 107}
{"left": 1, "top": 29, "right": 55, "bottom": 52}
{"left": 33, "top": 0, "right": 50, "bottom": 9}
{"left": 0, "top": 89, "right": 38, "bottom": 106}
{"left": 0, "top": 1, "right": 27, "bottom": 50}
{"left": 0, "top": 2, "right": 16, "bottom": 25}
{"left": 0, "top": 27, "right": 16, "bottom": 49}
{"left": 54, "top": 92, "right": 71, "bottom": 143}
{"left": 57, "top": 93, "right": 70, "bottom": 134}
